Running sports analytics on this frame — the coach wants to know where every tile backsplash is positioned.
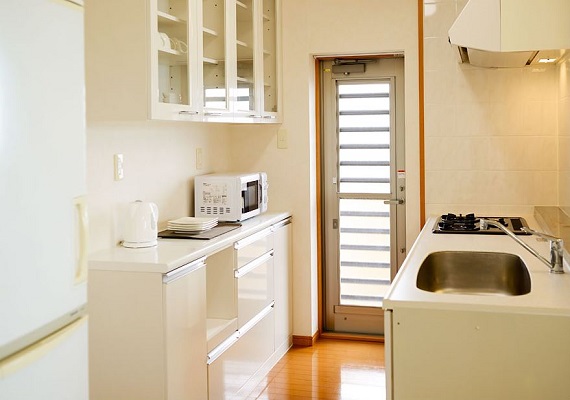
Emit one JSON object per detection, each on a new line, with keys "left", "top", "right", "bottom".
{"left": 559, "top": 58, "right": 570, "bottom": 213}
{"left": 424, "top": 0, "right": 564, "bottom": 217}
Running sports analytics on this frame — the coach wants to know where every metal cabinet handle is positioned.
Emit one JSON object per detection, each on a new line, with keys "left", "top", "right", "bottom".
{"left": 204, "top": 112, "right": 223, "bottom": 116}
{"left": 179, "top": 110, "right": 199, "bottom": 115}
{"left": 163, "top": 257, "right": 206, "bottom": 284}
{"left": 234, "top": 251, "right": 273, "bottom": 278}
{"left": 234, "top": 226, "right": 273, "bottom": 249}
{"left": 383, "top": 199, "right": 405, "bottom": 205}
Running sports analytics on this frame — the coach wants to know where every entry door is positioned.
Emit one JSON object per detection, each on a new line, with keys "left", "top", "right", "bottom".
{"left": 321, "top": 57, "right": 406, "bottom": 335}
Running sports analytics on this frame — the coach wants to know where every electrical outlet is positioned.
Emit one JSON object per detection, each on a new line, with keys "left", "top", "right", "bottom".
{"left": 277, "top": 128, "right": 288, "bottom": 149}
{"left": 196, "top": 148, "right": 203, "bottom": 169}
{"left": 114, "top": 154, "right": 124, "bottom": 181}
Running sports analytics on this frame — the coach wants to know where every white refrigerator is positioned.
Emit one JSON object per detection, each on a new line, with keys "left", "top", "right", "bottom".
{"left": 0, "top": 0, "right": 89, "bottom": 399}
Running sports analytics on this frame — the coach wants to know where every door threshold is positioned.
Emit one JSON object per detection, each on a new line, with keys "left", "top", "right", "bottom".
{"left": 319, "top": 331, "right": 384, "bottom": 343}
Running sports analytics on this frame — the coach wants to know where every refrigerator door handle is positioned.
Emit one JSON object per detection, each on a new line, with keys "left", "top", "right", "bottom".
{"left": 74, "top": 196, "right": 88, "bottom": 285}
{"left": 0, "top": 316, "right": 88, "bottom": 375}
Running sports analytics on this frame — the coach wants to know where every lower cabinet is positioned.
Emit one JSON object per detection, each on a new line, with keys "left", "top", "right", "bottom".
{"left": 208, "top": 306, "right": 275, "bottom": 399}
{"left": 164, "top": 260, "right": 208, "bottom": 400}
{"left": 88, "top": 258, "right": 207, "bottom": 400}
{"left": 273, "top": 219, "right": 292, "bottom": 352}
{"left": 88, "top": 216, "right": 292, "bottom": 400}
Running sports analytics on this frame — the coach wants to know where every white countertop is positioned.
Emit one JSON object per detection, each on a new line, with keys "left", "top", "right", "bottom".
{"left": 384, "top": 215, "right": 570, "bottom": 316}
{"left": 89, "top": 212, "right": 291, "bottom": 274}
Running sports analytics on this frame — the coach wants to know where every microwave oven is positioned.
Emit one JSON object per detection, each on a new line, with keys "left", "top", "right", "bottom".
{"left": 194, "top": 172, "right": 268, "bottom": 221}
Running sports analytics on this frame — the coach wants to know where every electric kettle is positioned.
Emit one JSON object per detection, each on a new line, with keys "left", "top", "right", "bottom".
{"left": 122, "top": 200, "right": 159, "bottom": 248}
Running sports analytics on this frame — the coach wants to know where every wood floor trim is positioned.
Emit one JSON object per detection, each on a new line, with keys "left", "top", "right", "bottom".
{"left": 292, "top": 330, "right": 320, "bottom": 347}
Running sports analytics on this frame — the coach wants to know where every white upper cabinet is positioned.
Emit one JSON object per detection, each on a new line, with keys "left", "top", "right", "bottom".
{"left": 85, "top": 0, "right": 280, "bottom": 123}
{"left": 86, "top": 0, "right": 200, "bottom": 122}
{"left": 199, "top": 0, "right": 281, "bottom": 122}
{"left": 153, "top": 0, "right": 201, "bottom": 120}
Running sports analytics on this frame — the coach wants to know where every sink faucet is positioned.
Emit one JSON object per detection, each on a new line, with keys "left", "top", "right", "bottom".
{"left": 479, "top": 219, "right": 564, "bottom": 274}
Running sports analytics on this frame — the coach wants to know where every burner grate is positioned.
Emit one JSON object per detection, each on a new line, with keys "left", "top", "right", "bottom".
{"left": 433, "top": 214, "right": 530, "bottom": 235}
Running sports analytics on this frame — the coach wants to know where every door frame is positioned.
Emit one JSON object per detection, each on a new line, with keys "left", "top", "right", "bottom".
{"left": 315, "top": 54, "right": 407, "bottom": 338}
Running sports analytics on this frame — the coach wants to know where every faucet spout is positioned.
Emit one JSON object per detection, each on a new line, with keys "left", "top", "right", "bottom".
{"left": 479, "top": 219, "right": 564, "bottom": 274}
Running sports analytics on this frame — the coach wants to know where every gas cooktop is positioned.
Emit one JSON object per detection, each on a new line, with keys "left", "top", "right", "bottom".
{"left": 432, "top": 213, "right": 531, "bottom": 235}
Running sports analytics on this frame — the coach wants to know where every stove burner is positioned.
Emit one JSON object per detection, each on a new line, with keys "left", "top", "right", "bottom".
{"left": 438, "top": 213, "right": 478, "bottom": 231}
{"left": 433, "top": 214, "right": 530, "bottom": 235}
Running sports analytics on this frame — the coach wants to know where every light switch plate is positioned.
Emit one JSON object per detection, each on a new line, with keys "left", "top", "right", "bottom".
{"left": 114, "top": 154, "right": 124, "bottom": 181}
{"left": 277, "top": 128, "right": 288, "bottom": 149}
{"left": 196, "top": 148, "right": 203, "bottom": 169}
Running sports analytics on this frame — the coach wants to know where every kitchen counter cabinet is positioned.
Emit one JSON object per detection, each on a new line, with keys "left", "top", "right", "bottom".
{"left": 85, "top": 0, "right": 281, "bottom": 123}
{"left": 86, "top": 0, "right": 202, "bottom": 122}
{"left": 88, "top": 213, "right": 292, "bottom": 400}
{"left": 89, "top": 258, "right": 207, "bottom": 400}
{"left": 383, "top": 216, "right": 570, "bottom": 400}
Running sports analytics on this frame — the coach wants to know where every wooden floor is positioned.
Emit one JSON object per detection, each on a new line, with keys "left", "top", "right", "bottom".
{"left": 247, "top": 339, "right": 386, "bottom": 399}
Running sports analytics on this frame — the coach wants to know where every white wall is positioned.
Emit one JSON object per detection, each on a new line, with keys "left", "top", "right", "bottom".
{"left": 230, "top": 0, "right": 420, "bottom": 337}
{"left": 87, "top": 121, "right": 231, "bottom": 252}
{"left": 424, "top": 0, "right": 559, "bottom": 217}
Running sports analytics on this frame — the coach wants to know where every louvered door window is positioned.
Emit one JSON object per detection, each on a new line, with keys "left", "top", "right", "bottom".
{"left": 337, "top": 80, "right": 393, "bottom": 308}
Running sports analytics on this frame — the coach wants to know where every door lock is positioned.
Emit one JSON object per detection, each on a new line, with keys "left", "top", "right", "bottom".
{"left": 383, "top": 199, "right": 405, "bottom": 205}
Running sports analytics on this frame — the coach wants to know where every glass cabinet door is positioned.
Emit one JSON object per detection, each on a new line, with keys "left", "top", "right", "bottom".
{"left": 202, "top": 0, "right": 228, "bottom": 111}
{"left": 155, "top": 0, "right": 191, "bottom": 109}
{"left": 235, "top": 0, "right": 255, "bottom": 113}
{"left": 262, "top": 0, "right": 277, "bottom": 114}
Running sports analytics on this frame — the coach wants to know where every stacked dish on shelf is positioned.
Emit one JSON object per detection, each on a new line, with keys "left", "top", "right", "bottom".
{"left": 167, "top": 217, "right": 218, "bottom": 233}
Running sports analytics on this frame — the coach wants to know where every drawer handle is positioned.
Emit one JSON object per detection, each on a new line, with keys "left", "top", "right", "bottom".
{"left": 237, "top": 302, "right": 274, "bottom": 337}
{"left": 163, "top": 257, "right": 206, "bottom": 284}
{"left": 234, "top": 226, "right": 273, "bottom": 250}
{"left": 206, "top": 332, "right": 239, "bottom": 365}
{"left": 271, "top": 217, "right": 291, "bottom": 231}
{"left": 234, "top": 251, "right": 273, "bottom": 278}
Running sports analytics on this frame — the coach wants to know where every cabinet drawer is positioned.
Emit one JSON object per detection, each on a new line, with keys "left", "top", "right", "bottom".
{"left": 235, "top": 251, "right": 274, "bottom": 328}
{"left": 207, "top": 307, "right": 274, "bottom": 399}
{"left": 234, "top": 227, "right": 274, "bottom": 269}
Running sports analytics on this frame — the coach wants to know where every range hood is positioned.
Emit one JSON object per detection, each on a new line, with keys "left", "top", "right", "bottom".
{"left": 448, "top": 0, "right": 570, "bottom": 68}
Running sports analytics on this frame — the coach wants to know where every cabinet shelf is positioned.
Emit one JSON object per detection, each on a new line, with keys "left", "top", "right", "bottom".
{"left": 159, "top": 47, "right": 182, "bottom": 56}
{"left": 236, "top": 1, "right": 247, "bottom": 9}
{"left": 203, "top": 27, "right": 219, "bottom": 37}
{"left": 236, "top": 39, "right": 249, "bottom": 48}
{"left": 237, "top": 40, "right": 253, "bottom": 59}
{"left": 157, "top": 11, "right": 186, "bottom": 25}
{"left": 203, "top": 57, "right": 219, "bottom": 65}
{"left": 237, "top": 76, "right": 254, "bottom": 84}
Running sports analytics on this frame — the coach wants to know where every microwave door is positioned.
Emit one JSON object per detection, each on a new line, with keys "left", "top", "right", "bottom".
{"left": 241, "top": 180, "right": 260, "bottom": 219}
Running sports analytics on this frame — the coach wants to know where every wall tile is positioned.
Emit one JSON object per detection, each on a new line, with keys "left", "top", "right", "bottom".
{"left": 424, "top": 103, "right": 455, "bottom": 137}
{"left": 424, "top": 69, "right": 456, "bottom": 105}
{"left": 559, "top": 97, "right": 570, "bottom": 136}
{"left": 423, "top": 1, "right": 457, "bottom": 38}
{"left": 424, "top": 1, "right": 560, "bottom": 213}
{"left": 520, "top": 101, "right": 557, "bottom": 136}
{"left": 424, "top": 37, "right": 457, "bottom": 72}
{"left": 487, "top": 101, "right": 524, "bottom": 136}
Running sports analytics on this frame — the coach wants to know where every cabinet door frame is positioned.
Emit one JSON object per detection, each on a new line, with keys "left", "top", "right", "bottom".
{"left": 150, "top": 0, "right": 203, "bottom": 121}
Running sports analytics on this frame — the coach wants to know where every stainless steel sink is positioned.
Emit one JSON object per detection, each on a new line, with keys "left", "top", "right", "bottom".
{"left": 416, "top": 251, "right": 531, "bottom": 296}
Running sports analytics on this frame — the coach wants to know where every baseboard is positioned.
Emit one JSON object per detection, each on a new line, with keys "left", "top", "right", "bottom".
{"left": 292, "top": 330, "right": 320, "bottom": 347}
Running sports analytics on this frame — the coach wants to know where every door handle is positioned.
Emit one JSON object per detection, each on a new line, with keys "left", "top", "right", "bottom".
{"left": 383, "top": 199, "right": 404, "bottom": 205}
